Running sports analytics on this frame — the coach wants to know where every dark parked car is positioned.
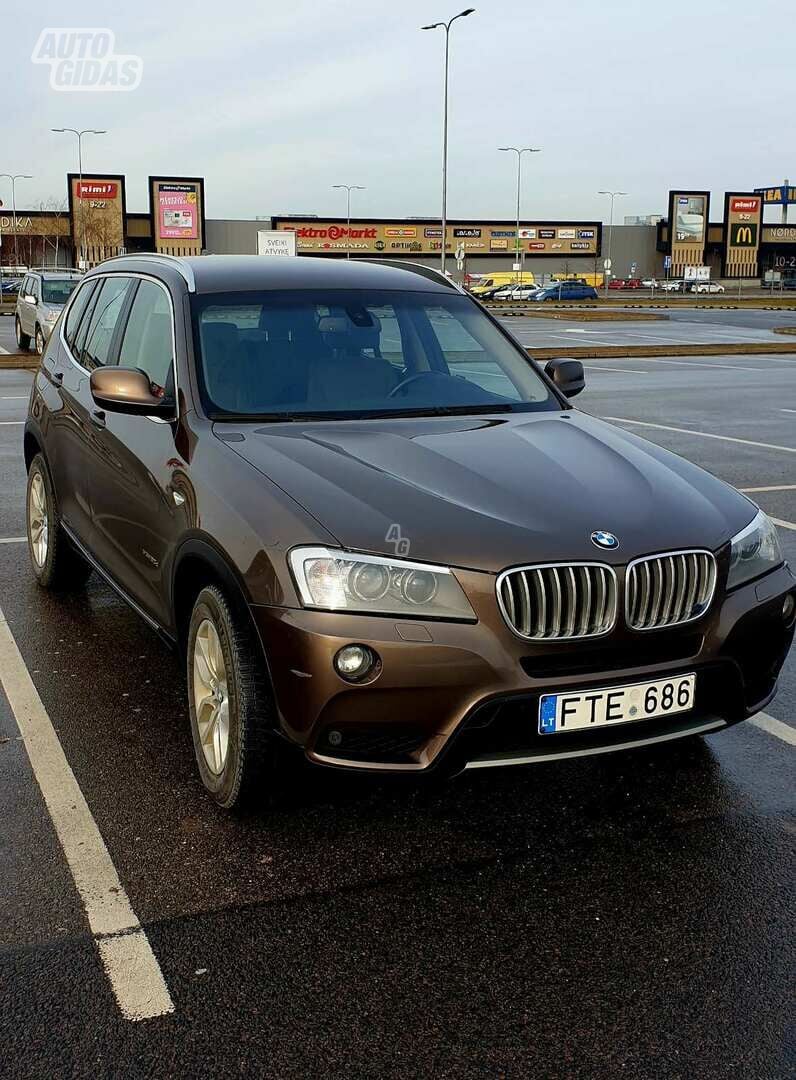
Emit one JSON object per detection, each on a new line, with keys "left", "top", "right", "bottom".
{"left": 24, "top": 255, "right": 795, "bottom": 810}
{"left": 535, "top": 282, "right": 599, "bottom": 301}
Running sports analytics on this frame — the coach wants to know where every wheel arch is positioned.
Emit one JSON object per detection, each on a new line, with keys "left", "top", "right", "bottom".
{"left": 23, "top": 421, "right": 44, "bottom": 472}
{"left": 171, "top": 536, "right": 256, "bottom": 655}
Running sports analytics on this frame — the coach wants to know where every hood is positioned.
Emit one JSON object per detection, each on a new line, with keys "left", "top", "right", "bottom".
{"left": 218, "top": 411, "right": 755, "bottom": 573}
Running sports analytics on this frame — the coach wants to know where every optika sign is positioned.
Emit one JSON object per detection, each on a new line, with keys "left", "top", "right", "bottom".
{"left": 31, "top": 28, "right": 143, "bottom": 92}
{"left": 730, "top": 197, "right": 760, "bottom": 213}
{"left": 76, "top": 181, "right": 118, "bottom": 199}
{"left": 294, "top": 226, "right": 377, "bottom": 240}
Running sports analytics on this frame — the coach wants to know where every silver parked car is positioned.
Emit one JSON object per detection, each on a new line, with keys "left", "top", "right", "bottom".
{"left": 15, "top": 270, "right": 82, "bottom": 354}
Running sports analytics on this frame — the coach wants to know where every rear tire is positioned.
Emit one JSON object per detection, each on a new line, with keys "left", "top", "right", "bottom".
{"left": 186, "top": 585, "right": 280, "bottom": 811}
{"left": 15, "top": 317, "right": 31, "bottom": 351}
{"left": 26, "top": 453, "right": 93, "bottom": 590}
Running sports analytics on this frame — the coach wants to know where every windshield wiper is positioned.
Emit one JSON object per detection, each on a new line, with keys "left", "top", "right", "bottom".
{"left": 212, "top": 404, "right": 519, "bottom": 423}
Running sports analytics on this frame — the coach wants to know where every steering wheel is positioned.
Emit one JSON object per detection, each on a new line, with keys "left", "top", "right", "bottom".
{"left": 388, "top": 371, "right": 444, "bottom": 398}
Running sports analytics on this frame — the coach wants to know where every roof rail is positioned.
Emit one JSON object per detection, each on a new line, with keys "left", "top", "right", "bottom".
{"left": 91, "top": 252, "right": 196, "bottom": 291}
{"left": 357, "top": 259, "right": 463, "bottom": 292}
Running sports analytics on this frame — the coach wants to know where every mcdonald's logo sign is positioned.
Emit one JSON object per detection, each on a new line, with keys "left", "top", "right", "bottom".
{"left": 730, "top": 223, "right": 757, "bottom": 247}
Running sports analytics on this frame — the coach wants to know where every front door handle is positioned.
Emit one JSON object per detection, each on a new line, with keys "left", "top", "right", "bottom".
{"left": 51, "top": 370, "right": 63, "bottom": 386}
{"left": 90, "top": 409, "right": 106, "bottom": 428}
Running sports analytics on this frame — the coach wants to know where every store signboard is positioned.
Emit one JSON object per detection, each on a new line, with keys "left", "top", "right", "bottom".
{"left": 149, "top": 176, "right": 205, "bottom": 254}
{"left": 272, "top": 219, "right": 601, "bottom": 257}
{"left": 722, "top": 192, "right": 763, "bottom": 277}
{"left": 667, "top": 190, "right": 710, "bottom": 275}
{"left": 67, "top": 172, "right": 126, "bottom": 265}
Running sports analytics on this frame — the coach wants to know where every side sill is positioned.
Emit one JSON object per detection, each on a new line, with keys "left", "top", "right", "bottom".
{"left": 61, "top": 523, "right": 176, "bottom": 648}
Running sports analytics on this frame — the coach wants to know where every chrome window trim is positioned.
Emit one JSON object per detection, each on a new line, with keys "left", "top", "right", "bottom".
{"left": 496, "top": 561, "right": 619, "bottom": 642}
{"left": 92, "top": 252, "right": 196, "bottom": 292}
{"left": 625, "top": 548, "right": 717, "bottom": 632}
{"left": 58, "top": 270, "right": 180, "bottom": 423}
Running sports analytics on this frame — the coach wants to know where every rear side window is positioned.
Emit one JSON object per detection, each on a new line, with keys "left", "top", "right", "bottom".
{"left": 80, "top": 276, "right": 132, "bottom": 371}
{"left": 118, "top": 280, "right": 174, "bottom": 394}
{"left": 64, "top": 280, "right": 97, "bottom": 353}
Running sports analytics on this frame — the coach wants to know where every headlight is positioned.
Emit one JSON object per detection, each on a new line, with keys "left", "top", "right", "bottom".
{"left": 44, "top": 309, "right": 59, "bottom": 323}
{"left": 289, "top": 547, "right": 476, "bottom": 620}
{"left": 727, "top": 509, "right": 782, "bottom": 589}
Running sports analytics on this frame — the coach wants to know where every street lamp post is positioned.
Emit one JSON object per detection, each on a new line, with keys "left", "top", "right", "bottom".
{"left": 421, "top": 7, "right": 475, "bottom": 275}
{"left": 498, "top": 147, "right": 541, "bottom": 283}
{"left": 51, "top": 128, "right": 106, "bottom": 267}
{"left": 597, "top": 189, "right": 627, "bottom": 294}
{"left": 0, "top": 174, "right": 33, "bottom": 268}
{"left": 332, "top": 184, "right": 365, "bottom": 259}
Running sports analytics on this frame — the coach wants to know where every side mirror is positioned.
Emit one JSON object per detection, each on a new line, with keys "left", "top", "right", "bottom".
{"left": 24, "top": 293, "right": 37, "bottom": 304}
{"left": 545, "top": 357, "right": 585, "bottom": 399}
{"left": 90, "top": 367, "right": 175, "bottom": 418}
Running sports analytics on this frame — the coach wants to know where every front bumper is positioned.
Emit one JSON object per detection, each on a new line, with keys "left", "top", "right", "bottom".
{"left": 251, "top": 562, "right": 795, "bottom": 774}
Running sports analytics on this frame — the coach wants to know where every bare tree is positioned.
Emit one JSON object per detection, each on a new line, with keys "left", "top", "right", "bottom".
{"left": 36, "top": 198, "right": 69, "bottom": 267}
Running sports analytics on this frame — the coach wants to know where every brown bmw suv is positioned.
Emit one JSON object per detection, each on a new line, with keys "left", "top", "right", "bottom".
{"left": 24, "top": 254, "right": 795, "bottom": 809}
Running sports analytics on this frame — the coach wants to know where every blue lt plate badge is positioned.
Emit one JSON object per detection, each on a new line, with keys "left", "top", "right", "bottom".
{"left": 539, "top": 695, "right": 558, "bottom": 733}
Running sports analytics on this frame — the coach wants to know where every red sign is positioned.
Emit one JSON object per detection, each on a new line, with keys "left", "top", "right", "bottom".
{"left": 730, "top": 197, "right": 760, "bottom": 213}
{"left": 76, "top": 181, "right": 119, "bottom": 199}
{"left": 293, "top": 225, "right": 377, "bottom": 240}
{"left": 528, "top": 241, "right": 546, "bottom": 250}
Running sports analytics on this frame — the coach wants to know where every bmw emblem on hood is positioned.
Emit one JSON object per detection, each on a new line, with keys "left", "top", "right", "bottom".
{"left": 591, "top": 530, "right": 619, "bottom": 550}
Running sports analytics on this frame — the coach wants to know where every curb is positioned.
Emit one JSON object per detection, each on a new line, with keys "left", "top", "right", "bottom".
{"left": 0, "top": 355, "right": 38, "bottom": 370}
{"left": 525, "top": 342, "right": 796, "bottom": 361}
{"left": 488, "top": 308, "right": 668, "bottom": 322}
{"left": 487, "top": 299, "right": 796, "bottom": 314}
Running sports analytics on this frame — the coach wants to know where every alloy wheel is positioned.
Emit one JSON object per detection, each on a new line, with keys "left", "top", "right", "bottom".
{"left": 28, "top": 471, "right": 49, "bottom": 567}
{"left": 192, "top": 618, "right": 230, "bottom": 775}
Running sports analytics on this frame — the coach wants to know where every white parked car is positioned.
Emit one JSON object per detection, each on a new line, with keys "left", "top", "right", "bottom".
{"left": 691, "top": 281, "right": 725, "bottom": 294}
{"left": 491, "top": 284, "right": 539, "bottom": 302}
{"left": 641, "top": 278, "right": 658, "bottom": 288}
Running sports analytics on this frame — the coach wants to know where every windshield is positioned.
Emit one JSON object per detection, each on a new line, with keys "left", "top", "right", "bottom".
{"left": 42, "top": 279, "right": 78, "bottom": 305}
{"left": 192, "top": 288, "right": 558, "bottom": 420}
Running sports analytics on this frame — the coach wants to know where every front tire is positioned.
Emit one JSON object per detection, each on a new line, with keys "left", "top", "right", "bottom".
{"left": 15, "top": 317, "right": 31, "bottom": 351}
{"left": 35, "top": 326, "right": 45, "bottom": 355}
{"left": 187, "top": 585, "right": 279, "bottom": 810}
{"left": 26, "top": 453, "right": 93, "bottom": 590}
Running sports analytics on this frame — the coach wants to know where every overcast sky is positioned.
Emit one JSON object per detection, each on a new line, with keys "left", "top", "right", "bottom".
{"left": 7, "top": 0, "right": 792, "bottom": 224}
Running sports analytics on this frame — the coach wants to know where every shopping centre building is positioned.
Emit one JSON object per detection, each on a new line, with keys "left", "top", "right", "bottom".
{"left": 2, "top": 171, "right": 795, "bottom": 281}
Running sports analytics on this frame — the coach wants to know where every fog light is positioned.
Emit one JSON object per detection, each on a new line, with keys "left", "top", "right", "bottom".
{"left": 334, "top": 644, "right": 378, "bottom": 682}
{"left": 783, "top": 594, "right": 796, "bottom": 627}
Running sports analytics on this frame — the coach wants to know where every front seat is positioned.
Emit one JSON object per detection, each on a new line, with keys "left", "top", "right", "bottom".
{"left": 310, "top": 314, "right": 398, "bottom": 407}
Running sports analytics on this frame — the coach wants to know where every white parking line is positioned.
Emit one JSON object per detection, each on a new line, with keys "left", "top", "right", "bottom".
{"left": 782, "top": 408, "right": 796, "bottom": 414}
{"left": 0, "top": 537, "right": 26, "bottom": 544}
{"left": 0, "top": 421, "right": 24, "bottom": 426}
{"left": 770, "top": 517, "right": 796, "bottom": 531}
{"left": 1, "top": 396, "right": 27, "bottom": 399}
{"left": 0, "top": 605, "right": 175, "bottom": 1021}
{"left": 749, "top": 712, "right": 796, "bottom": 746}
{"left": 596, "top": 356, "right": 769, "bottom": 373}
{"left": 603, "top": 417, "right": 796, "bottom": 454}
{"left": 740, "top": 485, "right": 796, "bottom": 493}
{"left": 585, "top": 365, "right": 651, "bottom": 374}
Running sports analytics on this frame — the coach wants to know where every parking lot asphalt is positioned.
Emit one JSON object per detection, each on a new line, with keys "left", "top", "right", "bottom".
{"left": 0, "top": 349, "right": 794, "bottom": 1079}
{"left": 501, "top": 312, "right": 796, "bottom": 350}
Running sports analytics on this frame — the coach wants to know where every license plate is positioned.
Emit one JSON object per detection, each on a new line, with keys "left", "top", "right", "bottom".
{"left": 538, "top": 673, "right": 696, "bottom": 735}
